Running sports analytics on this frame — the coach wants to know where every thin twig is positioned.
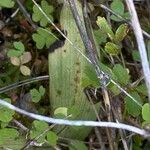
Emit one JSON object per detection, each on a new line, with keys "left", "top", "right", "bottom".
{"left": 5, "top": 8, "right": 20, "bottom": 23}
{"left": 125, "top": 0, "right": 150, "bottom": 103}
{"left": 22, "top": 124, "right": 55, "bottom": 150}
{"left": 0, "top": 75, "right": 49, "bottom": 94}
{"left": 12, "top": 119, "right": 29, "bottom": 132}
{"left": 0, "top": 99, "right": 149, "bottom": 138}
{"left": 16, "top": 0, "right": 37, "bottom": 30}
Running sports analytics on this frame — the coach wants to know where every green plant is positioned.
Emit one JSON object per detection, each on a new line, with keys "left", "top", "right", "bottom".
{"left": 96, "top": 17, "right": 128, "bottom": 55}
{"left": 30, "top": 85, "right": 45, "bottom": 103}
{"left": 125, "top": 92, "right": 143, "bottom": 117}
{"left": 32, "top": 27, "right": 56, "bottom": 49}
{"left": 32, "top": 0, "right": 54, "bottom": 27}
{"left": 142, "top": 103, "right": 150, "bottom": 125}
{"left": 7, "top": 41, "right": 32, "bottom": 76}
{"left": 0, "top": 0, "right": 15, "bottom": 8}
{"left": 110, "top": 0, "right": 130, "bottom": 22}
{"left": 0, "top": 98, "right": 15, "bottom": 123}
{"left": 30, "top": 120, "right": 58, "bottom": 146}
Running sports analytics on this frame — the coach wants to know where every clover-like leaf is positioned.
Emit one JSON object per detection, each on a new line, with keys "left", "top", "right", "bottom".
{"left": 47, "top": 131, "right": 58, "bottom": 146}
{"left": 32, "top": 0, "right": 54, "bottom": 27}
{"left": 82, "top": 64, "right": 99, "bottom": 88}
{"left": 20, "top": 65, "right": 31, "bottom": 76}
{"left": 0, "top": 0, "right": 15, "bottom": 8}
{"left": 142, "top": 103, "right": 150, "bottom": 121}
{"left": 0, "top": 128, "right": 19, "bottom": 145}
{"left": 30, "top": 86, "right": 45, "bottom": 103}
{"left": 7, "top": 41, "right": 25, "bottom": 57}
{"left": 39, "top": 85, "right": 45, "bottom": 96}
{"left": 110, "top": 0, "right": 124, "bottom": 22}
{"left": 14, "top": 41, "right": 25, "bottom": 51}
{"left": 54, "top": 107, "right": 68, "bottom": 117}
{"left": 125, "top": 92, "right": 143, "bottom": 117}
{"left": 112, "top": 64, "right": 130, "bottom": 85}
{"left": 20, "top": 52, "right": 32, "bottom": 64}
{"left": 10, "top": 57, "right": 20, "bottom": 66}
{"left": 33, "top": 120, "right": 48, "bottom": 131}
{"left": 0, "top": 98, "right": 15, "bottom": 123}
{"left": 30, "top": 88, "right": 41, "bottom": 103}
{"left": 32, "top": 27, "right": 56, "bottom": 49}
{"left": 30, "top": 120, "right": 48, "bottom": 143}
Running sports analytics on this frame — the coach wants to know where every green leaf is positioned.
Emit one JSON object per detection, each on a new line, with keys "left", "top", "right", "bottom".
{"left": 54, "top": 107, "right": 68, "bottom": 117}
{"left": 125, "top": 92, "right": 142, "bottom": 117}
{"left": 7, "top": 49, "right": 23, "bottom": 57}
{"left": 110, "top": 0, "right": 124, "bottom": 22}
{"left": 32, "top": 33, "right": 45, "bottom": 49}
{"left": 10, "top": 57, "right": 20, "bottom": 66}
{"left": 30, "top": 86, "right": 45, "bottom": 103}
{"left": 115, "top": 24, "right": 128, "bottom": 42}
{"left": 13, "top": 41, "right": 25, "bottom": 51}
{"left": 33, "top": 120, "right": 48, "bottom": 131}
{"left": 0, "top": 128, "right": 19, "bottom": 145}
{"left": 47, "top": 131, "right": 58, "bottom": 146}
{"left": 96, "top": 17, "right": 115, "bottom": 40}
{"left": 82, "top": 64, "right": 99, "bottom": 88}
{"left": 30, "top": 121, "right": 48, "bottom": 143}
{"left": 30, "top": 88, "right": 41, "bottom": 103}
{"left": 39, "top": 85, "right": 45, "bottom": 96}
{"left": 142, "top": 103, "right": 150, "bottom": 121}
{"left": 112, "top": 64, "right": 130, "bottom": 85}
{"left": 20, "top": 65, "right": 31, "bottom": 76}
{"left": 0, "top": 0, "right": 14, "bottom": 8}
{"left": 7, "top": 41, "right": 25, "bottom": 57}
{"left": 32, "top": 0, "right": 54, "bottom": 27}
{"left": 123, "top": 12, "right": 130, "bottom": 20}
{"left": 105, "top": 42, "right": 120, "bottom": 55}
{"left": 94, "top": 29, "right": 107, "bottom": 45}
{"left": 109, "top": 84, "right": 121, "bottom": 95}
{"left": 20, "top": 52, "right": 32, "bottom": 64}
{"left": 69, "top": 140, "right": 88, "bottom": 150}
{"left": 0, "top": 136, "right": 26, "bottom": 150}
{"left": 32, "top": 27, "right": 56, "bottom": 49}
{"left": 68, "top": 105, "right": 81, "bottom": 119}
{"left": 0, "top": 98, "right": 15, "bottom": 122}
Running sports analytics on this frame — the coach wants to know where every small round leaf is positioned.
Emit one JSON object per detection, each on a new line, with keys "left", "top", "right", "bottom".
{"left": 10, "top": 57, "right": 20, "bottom": 66}
{"left": 47, "top": 131, "right": 58, "bottom": 146}
{"left": 20, "top": 52, "right": 32, "bottom": 64}
{"left": 142, "top": 103, "right": 150, "bottom": 121}
{"left": 20, "top": 65, "right": 31, "bottom": 76}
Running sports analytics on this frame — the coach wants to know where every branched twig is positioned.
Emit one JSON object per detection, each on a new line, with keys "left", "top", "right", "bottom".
{"left": 125, "top": 0, "right": 150, "bottom": 103}
{"left": 0, "top": 99, "right": 149, "bottom": 138}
